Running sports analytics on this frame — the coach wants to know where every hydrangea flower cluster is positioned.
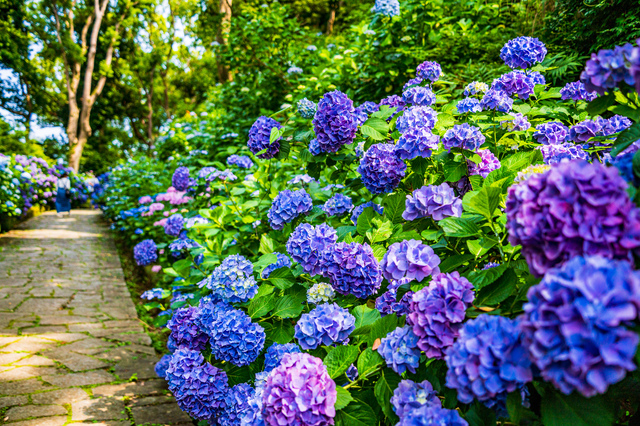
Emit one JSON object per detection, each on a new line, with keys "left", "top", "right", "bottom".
{"left": 560, "top": 81, "right": 598, "bottom": 101}
{"left": 267, "top": 189, "right": 313, "bottom": 230}
{"left": 456, "top": 97, "right": 482, "bottom": 114}
{"left": 611, "top": 151, "right": 637, "bottom": 185}
{"left": 395, "top": 127, "right": 440, "bottom": 160}
{"left": 464, "top": 81, "right": 489, "bottom": 96}
{"left": 416, "top": 61, "right": 442, "bottom": 82}
{"left": 164, "top": 213, "right": 184, "bottom": 236}
{"left": 322, "top": 242, "right": 383, "bottom": 298}
{"left": 506, "top": 160, "right": 640, "bottom": 276}
{"left": 165, "top": 349, "right": 228, "bottom": 422}
{"left": 533, "top": 121, "right": 569, "bottom": 144}
{"left": 442, "top": 123, "right": 486, "bottom": 151}
{"left": 226, "top": 155, "right": 254, "bottom": 169}
{"left": 297, "top": 98, "right": 317, "bottom": 118}
{"left": 402, "top": 86, "right": 436, "bottom": 106}
{"left": 391, "top": 379, "right": 441, "bottom": 418}
{"left": 294, "top": 303, "right": 355, "bottom": 349}
{"left": 372, "top": 0, "right": 400, "bottom": 17}
{"left": 446, "top": 315, "right": 533, "bottom": 404}
{"left": 399, "top": 405, "right": 469, "bottom": 426}
{"left": 500, "top": 36, "right": 547, "bottom": 69}
{"left": 307, "top": 282, "right": 336, "bottom": 305}
{"left": 396, "top": 106, "right": 438, "bottom": 134}
{"left": 154, "top": 353, "right": 172, "bottom": 379}
{"left": 263, "top": 343, "right": 302, "bottom": 372}
{"left": 167, "top": 306, "right": 209, "bottom": 351}
{"left": 248, "top": 116, "right": 281, "bottom": 159}
{"left": 357, "top": 143, "right": 407, "bottom": 194}
{"left": 133, "top": 239, "right": 157, "bottom": 266}
{"left": 380, "top": 95, "right": 406, "bottom": 120}
{"left": 220, "top": 383, "right": 254, "bottom": 426}
{"left": 376, "top": 278, "right": 414, "bottom": 317}
{"left": 378, "top": 326, "right": 421, "bottom": 374}
{"left": 141, "top": 287, "right": 168, "bottom": 300}
{"left": 521, "top": 256, "right": 640, "bottom": 397}
{"left": 351, "top": 201, "right": 384, "bottom": 225}
{"left": 288, "top": 174, "right": 315, "bottom": 185}
{"left": 200, "top": 254, "right": 258, "bottom": 303}
{"left": 403, "top": 184, "right": 463, "bottom": 221}
{"left": 492, "top": 70, "right": 536, "bottom": 99}
{"left": 262, "top": 353, "right": 337, "bottom": 426}
{"left": 286, "top": 223, "right": 337, "bottom": 275}
{"left": 468, "top": 149, "right": 501, "bottom": 178}
{"left": 480, "top": 88, "right": 514, "bottom": 112}
{"left": 172, "top": 167, "right": 190, "bottom": 191}
{"left": 505, "top": 112, "right": 531, "bottom": 131}
{"left": 407, "top": 272, "right": 474, "bottom": 359}
{"left": 321, "top": 193, "right": 354, "bottom": 216}
{"left": 580, "top": 43, "right": 636, "bottom": 94}
{"left": 540, "top": 143, "right": 589, "bottom": 165}
{"left": 261, "top": 252, "right": 292, "bottom": 279}
{"left": 569, "top": 119, "right": 601, "bottom": 142}
{"left": 312, "top": 90, "right": 359, "bottom": 153}
{"left": 381, "top": 239, "right": 441, "bottom": 282}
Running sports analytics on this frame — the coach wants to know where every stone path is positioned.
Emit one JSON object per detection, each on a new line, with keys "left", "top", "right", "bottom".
{"left": 0, "top": 210, "right": 190, "bottom": 426}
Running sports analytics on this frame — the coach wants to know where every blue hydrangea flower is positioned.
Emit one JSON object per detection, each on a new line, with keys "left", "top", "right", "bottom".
{"left": 560, "top": 81, "right": 598, "bottom": 101}
{"left": 611, "top": 151, "right": 638, "bottom": 185}
{"left": 309, "top": 138, "right": 323, "bottom": 156}
{"left": 528, "top": 70, "right": 546, "bottom": 85}
{"left": 469, "top": 149, "right": 501, "bottom": 178}
{"left": 227, "top": 155, "right": 254, "bottom": 169}
{"left": 446, "top": 315, "right": 533, "bottom": 403}
{"left": 141, "top": 287, "right": 167, "bottom": 300}
{"left": 307, "top": 282, "right": 336, "bottom": 305}
{"left": 378, "top": 326, "right": 421, "bottom": 374}
{"left": 267, "top": 189, "right": 313, "bottom": 231}
{"left": 287, "top": 65, "right": 303, "bottom": 74}
{"left": 533, "top": 122, "right": 569, "bottom": 144}
{"left": 492, "top": 70, "right": 536, "bottom": 99}
{"left": 167, "top": 307, "right": 209, "bottom": 351}
{"left": 134, "top": 228, "right": 143, "bottom": 235}
{"left": 155, "top": 353, "right": 172, "bottom": 379}
{"left": 358, "top": 143, "right": 407, "bottom": 194}
{"left": 323, "top": 242, "right": 383, "bottom": 298}
{"left": 263, "top": 343, "right": 302, "bottom": 372}
{"left": 442, "top": 123, "right": 485, "bottom": 151}
{"left": 569, "top": 119, "right": 601, "bottom": 142}
{"left": 200, "top": 255, "right": 258, "bottom": 303}
{"left": 346, "top": 364, "right": 358, "bottom": 382}
{"left": 313, "top": 90, "right": 359, "bottom": 153}
{"left": 482, "top": 262, "right": 500, "bottom": 270}
{"left": 509, "top": 113, "right": 531, "bottom": 131}
{"left": 395, "top": 128, "right": 440, "bottom": 160}
{"left": 220, "top": 383, "right": 254, "bottom": 426}
{"left": 172, "top": 166, "right": 190, "bottom": 191}
{"left": 261, "top": 252, "right": 292, "bottom": 279}
{"left": 404, "top": 77, "right": 424, "bottom": 91}
{"left": 376, "top": 278, "right": 414, "bottom": 317}
{"left": 372, "top": 0, "right": 400, "bottom": 17}
{"left": 133, "top": 239, "right": 157, "bottom": 266}
{"left": 164, "top": 214, "right": 184, "bottom": 237}
{"left": 456, "top": 98, "right": 482, "bottom": 114}
{"left": 601, "top": 114, "right": 632, "bottom": 136}
{"left": 288, "top": 174, "right": 315, "bottom": 185}
{"left": 416, "top": 61, "right": 442, "bottom": 82}
{"left": 248, "top": 116, "right": 281, "bottom": 159}
{"left": 294, "top": 303, "right": 355, "bottom": 349}
{"left": 351, "top": 202, "right": 384, "bottom": 226}
{"left": 540, "top": 143, "right": 589, "bottom": 165}
{"left": 391, "top": 379, "right": 441, "bottom": 418}
{"left": 500, "top": 36, "right": 547, "bottom": 69}
{"left": 356, "top": 101, "right": 380, "bottom": 115}
{"left": 403, "top": 184, "right": 463, "bottom": 221}
{"left": 581, "top": 43, "right": 636, "bottom": 94}
{"left": 396, "top": 106, "right": 438, "bottom": 134}
{"left": 297, "top": 98, "right": 317, "bottom": 119}
{"left": 398, "top": 405, "right": 468, "bottom": 426}
{"left": 286, "top": 223, "right": 337, "bottom": 276}
{"left": 380, "top": 95, "right": 406, "bottom": 120}
{"left": 322, "top": 193, "right": 354, "bottom": 216}
{"left": 481, "top": 89, "right": 514, "bottom": 112}
{"left": 521, "top": 256, "right": 640, "bottom": 397}
{"left": 403, "top": 86, "right": 436, "bottom": 106}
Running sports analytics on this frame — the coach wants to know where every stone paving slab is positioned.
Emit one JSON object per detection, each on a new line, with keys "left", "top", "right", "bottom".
{"left": 0, "top": 210, "right": 184, "bottom": 425}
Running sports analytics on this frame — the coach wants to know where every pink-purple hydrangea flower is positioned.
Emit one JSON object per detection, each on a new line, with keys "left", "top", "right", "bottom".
{"left": 322, "top": 242, "right": 383, "bottom": 298}
{"left": 403, "top": 184, "right": 463, "bottom": 221}
{"left": 357, "top": 143, "right": 407, "bottom": 194}
{"left": 380, "top": 239, "right": 441, "bottom": 282}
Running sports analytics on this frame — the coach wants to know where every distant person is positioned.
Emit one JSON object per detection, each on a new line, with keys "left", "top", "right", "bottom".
{"left": 56, "top": 172, "right": 71, "bottom": 217}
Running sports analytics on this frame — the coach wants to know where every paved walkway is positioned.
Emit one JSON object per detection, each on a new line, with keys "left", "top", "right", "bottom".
{"left": 0, "top": 210, "right": 190, "bottom": 426}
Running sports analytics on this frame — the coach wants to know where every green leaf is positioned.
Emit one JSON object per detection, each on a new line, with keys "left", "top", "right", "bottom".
{"left": 248, "top": 293, "right": 277, "bottom": 318}
{"left": 269, "top": 126, "right": 282, "bottom": 144}
{"left": 443, "top": 157, "right": 468, "bottom": 182}
{"left": 253, "top": 253, "right": 279, "bottom": 275}
{"left": 439, "top": 216, "right": 481, "bottom": 238}
{"left": 366, "top": 220, "right": 393, "bottom": 244}
{"left": 541, "top": 391, "right": 614, "bottom": 426}
{"left": 474, "top": 268, "right": 517, "bottom": 306}
{"left": 357, "top": 348, "right": 384, "bottom": 377}
{"left": 506, "top": 391, "right": 524, "bottom": 424}
{"left": 464, "top": 186, "right": 501, "bottom": 221}
{"left": 263, "top": 321, "right": 295, "bottom": 344}
{"left": 612, "top": 122, "right": 640, "bottom": 156}
{"left": 586, "top": 92, "right": 616, "bottom": 116}
{"left": 370, "top": 244, "right": 386, "bottom": 261}
{"left": 356, "top": 207, "right": 377, "bottom": 235}
{"left": 259, "top": 234, "right": 276, "bottom": 255}
{"left": 271, "top": 294, "right": 304, "bottom": 318}
{"left": 374, "top": 369, "right": 401, "bottom": 422}
{"left": 335, "top": 387, "right": 354, "bottom": 410}
{"left": 268, "top": 268, "right": 296, "bottom": 290}
{"left": 352, "top": 305, "right": 381, "bottom": 330}
{"left": 439, "top": 253, "right": 474, "bottom": 273}
{"left": 277, "top": 138, "right": 291, "bottom": 159}
{"left": 364, "top": 117, "right": 390, "bottom": 134}
{"left": 324, "top": 345, "right": 360, "bottom": 379}
{"left": 335, "top": 401, "right": 377, "bottom": 426}
{"left": 360, "top": 125, "right": 386, "bottom": 141}
{"left": 336, "top": 226, "right": 357, "bottom": 242}
{"left": 367, "top": 315, "right": 398, "bottom": 346}
{"left": 464, "top": 263, "right": 508, "bottom": 290}
{"left": 382, "top": 193, "right": 406, "bottom": 224}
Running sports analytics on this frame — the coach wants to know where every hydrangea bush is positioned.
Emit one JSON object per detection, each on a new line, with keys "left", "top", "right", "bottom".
{"left": 97, "top": 36, "right": 640, "bottom": 426}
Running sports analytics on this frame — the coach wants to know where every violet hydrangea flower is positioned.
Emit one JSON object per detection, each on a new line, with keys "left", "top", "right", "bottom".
{"left": 309, "top": 138, "right": 323, "bottom": 156}
{"left": 357, "top": 143, "right": 407, "bottom": 194}
{"left": 321, "top": 193, "right": 354, "bottom": 216}
{"left": 396, "top": 106, "right": 438, "bottom": 134}
{"left": 322, "top": 242, "right": 383, "bottom": 299}
{"left": 492, "top": 70, "right": 535, "bottom": 99}
{"left": 351, "top": 202, "right": 384, "bottom": 225}
{"left": 480, "top": 88, "right": 513, "bottom": 112}
{"left": 227, "top": 154, "right": 254, "bottom": 169}
{"left": 220, "top": 383, "right": 255, "bottom": 426}
{"left": 267, "top": 189, "right": 313, "bottom": 230}
{"left": 469, "top": 149, "right": 501, "bottom": 178}
{"left": 580, "top": 43, "right": 636, "bottom": 95}
{"left": 456, "top": 98, "right": 482, "bottom": 114}
{"left": 164, "top": 213, "right": 184, "bottom": 236}
{"left": 264, "top": 343, "right": 302, "bottom": 372}
{"left": 442, "top": 123, "right": 485, "bottom": 151}
{"left": 500, "top": 36, "right": 547, "bottom": 69}
{"left": 167, "top": 306, "right": 209, "bottom": 351}
{"left": 399, "top": 405, "right": 468, "bottom": 426}
{"left": 172, "top": 166, "right": 190, "bottom": 191}
{"left": 313, "top": 91, "right": 359, "bottom": 153}
{"left": 294, "top": 303, "right": 355, "bottom": 349}
{"left": 286, "top": 223, "right": 337, "bottom": 276}
{"left": 569, "top": 119, "right": 602, "bottom": 142}
{"left": 381, "top": 239, "right": 441, "bottom": 282}
{"left": 248, "top": 116, "right": 281, "bottom": 159}
{"left": 533, "top": 122, "right": 569, "bottom": 144}
{"left": 403, "top": 184, "right": 463, "bottom": 221}
{"left": 376, "top": 278, "right": 414, "bottom": 317}
{"left": 416, "top": 61, "right": 442, "bottom": 82}
{"left": 297, "top": 98, "right": 317, "bottom": 119}
{"left": 540, "top": 143, "right": 589, "bottom": 165}
{"left": 141, "top": 287, "right": 167, "bottom": 300}
{"left": 155, "top": 353, "right": 172, "bottom": 379}
{"left": 402, "top": 86, "right": 436, "bottom": 106}
{"left": 395, "top": 127, "right": 440, "bottom": 160}
{"left": 261, "top": 252, "right": 292, "bottom": 279}
{"left": 560, "top": 81, "right": 598, "bottom": 102}
{"left": 378, "top": 326, "right": 421, "bottom": 374}
{"left": 391, "top": 379, "right": 441, "bottom": 418}
{"left": 133, "top": 239, "right": 157, "bottom": 266}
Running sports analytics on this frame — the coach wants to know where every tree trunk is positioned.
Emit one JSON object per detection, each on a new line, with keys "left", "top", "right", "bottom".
{"left": 146, "top": 66, "right": 155, "bottom": 153}
{"left": 326, "top": 8, "right": 336, "bottom": 34}
{"left": 69, "top": 133, "right": 87, "bottom": 171}
{"left": 216, "top": 0, "right": 232, "bottom": 83}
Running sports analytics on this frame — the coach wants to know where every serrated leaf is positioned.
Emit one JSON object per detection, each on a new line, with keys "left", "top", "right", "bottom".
{"left": 443, "top": 157, "right": 468, "bottom": 182}
{"left": 324, "top": 345, "right": 360, "bottom": 379}
{"left": 335, "top": 401, "right": 377, "bottom": 426}
{"left": 360, "top": 125, "right": 386, "bottom": 141}
{"left": 336, "top": 226, "right": 357, "bottom": 242}
{"left": 474, "top": 268, "right": 517, "bottom": 306}
{"left": 352, "top": 305, "right": 381, "bottom": 330}
{"left": 439, "top": 216, "right": 481, "bottom": 237}
{"left": 259, "top": 234, "right": 276, "bottom": 255}
{"left": 263, "top": 321, "right": 295, "bottom": 344}
{"left": 439, "top": 253, "right": 474, "bottom": 273}
{"left": 356, "top": 207, "right": 376, "bottom": 235}
{"left": 335, "top": 387, "right": 354, "bottom": 410}
{"left": 541, "top": 390, "right": 614, "bottom": 426}
{"left": 253, "top": 253, "right": 279, "bottom": 275}
{"left": 271, "top": 294, "right": 304, "bottom": 318}
{"left": 464, "top": 186, "right": 501, "bottom": 221}
{"left": 366, "top": 220, "right": 393, "bottom": 243}
{"left": 464, "top": 263, "right": 508, "bottom": 290}
{"left": 248, "top": 293, "right": 277, "bottom": 318}
{"left": 365, "top": 117, "right": 390, "bottom": 134}
{"left": 375, "top": 369, "right": 401, "bottom": 422}
{"left": 367, "top": 315, "right": 398, "bottom": 346}
{"left": 357, "top": 348, "right": 384, "bottom": 377}
{"left": 382, "top": 193, "right": 405, "bottom": 223}
{"left": 268, "top": 268, "right": 296, "bottom": 290}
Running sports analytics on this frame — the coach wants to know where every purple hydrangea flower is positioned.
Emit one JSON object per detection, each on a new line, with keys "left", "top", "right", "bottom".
{"left": 399, "top": 405, "right": 468, "bottom": 426}
{"left": 351, "top": 202, "right": 384, "bottom": 226}
{"left": 262, "top": 353, "right": 337, "bottom": 426}
{"left": 396, "top": 106, "right": 438, "bottom": 134}
{"left": 261, "top": 252, "right": 292, "bottom": 279}
{"left": 446, "top": 315, "right": 533, "bottom": 403}
{"left": 346, "top": 364, "right": 358, "bottom": 381}
{"left": 357, "top": 143, "right": 407, "bottom": 194}
{"left": 528, "top": 70, "right": 546, "bottom": 85}
{"left": 164, "top": 213, "right": 184, "bottom": 236}
{"left": 404, "top": 77, "right": 424, "bottom": 90}
{"left": 294, "top": 303, "right": 355, "bottom": 350}
{"left": 403, "top": 86, "right": 436, "bottom": 106}
{"left": 416, "top": 61, "right": 442, "bottom": 82}
{"left": 307, "top": 282, "right": 336, "bottom": 305}
{"left": 264, "top": 343, "right": 302, "bottom": 372}
{"left": 372, "top": 0, "right": 400, "bottom": 17}
{"left": 322, "top": 193, "right": 354, "bottom": 216}
{"left": 141, "top": 287, "right": 167, "bottom": 300}
{"left": 403, "top": 184, "right": 463, "bottom": 221}
{"left": 313, "top": 91, "right": 359, "bottom": 153}
{"left": 601, "top": 114, "right": 632, "bottom": 136}
{"left": 540, "top": 143, "right": 589, "bottom": 165}
{"left": 297, "top": 98, "right": 317, "bottom": 119}
{"left": 522, "top": 255, "right": 640, "bottom": 397}
{"left": 167, "top": 307, "right": 209, "bottom": 351}
{"left": 166, "top": 349, "right": 229, "bottom": 421}
{"left": 376, "top": 278, "right": 414, "bottom": 317}
{"left": 227, "top": 154, "right": 254, "bottom": 169}
{"left": 505, "top": 160, "right": 640, "bottom": 276}
{"left": 155, "top": 353, "right": 172, "bottom": 379}
{"left": 480, "top": 89, "right": 514, "bottom": 112}
{"left": 378, "top": 326, "right": 421, "bottom": 374}
{"left": 309, "top": 138, "right": 323, "bottom": 156}
{"left": 391, "top": 379, "right": 441, "bottom": 418}
{"left": 200, "top": 254, "right": 258, "bottom": 303}
{"left": 380, "top": 95, "right": 406, "bottom": 120}
{"left": 220, "top": 383, "right": 254, "bottom": 426}
{"left": 611, "top": 151, "right": 637, "bottom": 185}
{"left": 286, "top": 223, "right": 337, "bottom": 276}
{"left": 469, "top": 149, "right": 501, "bottom": 178}
{"left": 267, "top": 189, "right": 313, "bottom": 230}
{"left": 482, "top": 262, "right": 500, "bottom": 270}
{"left": 560, "top": 81, "right": 598, "bottom": 102}
{"left": 172, "top": 166, "right": 190, "bottom": 191}
{"left": 533, "top": 122, "right": 570, "bottom": 144}
{"left": 407, "top": 272, "right": 474, "bottom": 359}
{"left": 133, "top": 239, "right": 157, "bottom": 266}
{"left": 381, "top": 239, "right": 441, "bottom": 282}
{"left": 580, "top": 43, "right": 636, "bottom": 94}
{"left": 509, "top": 113, "right": 531, "bottom": 131}
{"left": 395, "top": 128, "right": 440, "bottom": 160}
{"left": 500, "top": 36, "right": 547, "bottom": 69}
{"left": 248, "top": 116, "right": 281, "bottom": 159}
{"left": 288, "top": 174, "right": 316, "bottom": 185}
{"left": 442, "top": 123, "right": 486, "bottom": 151}
{"left": 456, "top": 98, "right": 482, "bottom": 114}
{"left": 357, "top": 101, "right": 380, "bottom": 115}
{"left": 569, "top": 119, "right": 602, "bottom": 142}
{"left": 322, "top": 242, "right": 383, "bottom": 299}
{"left": 492, "top": 70, "right": 535, "bottom": 99}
